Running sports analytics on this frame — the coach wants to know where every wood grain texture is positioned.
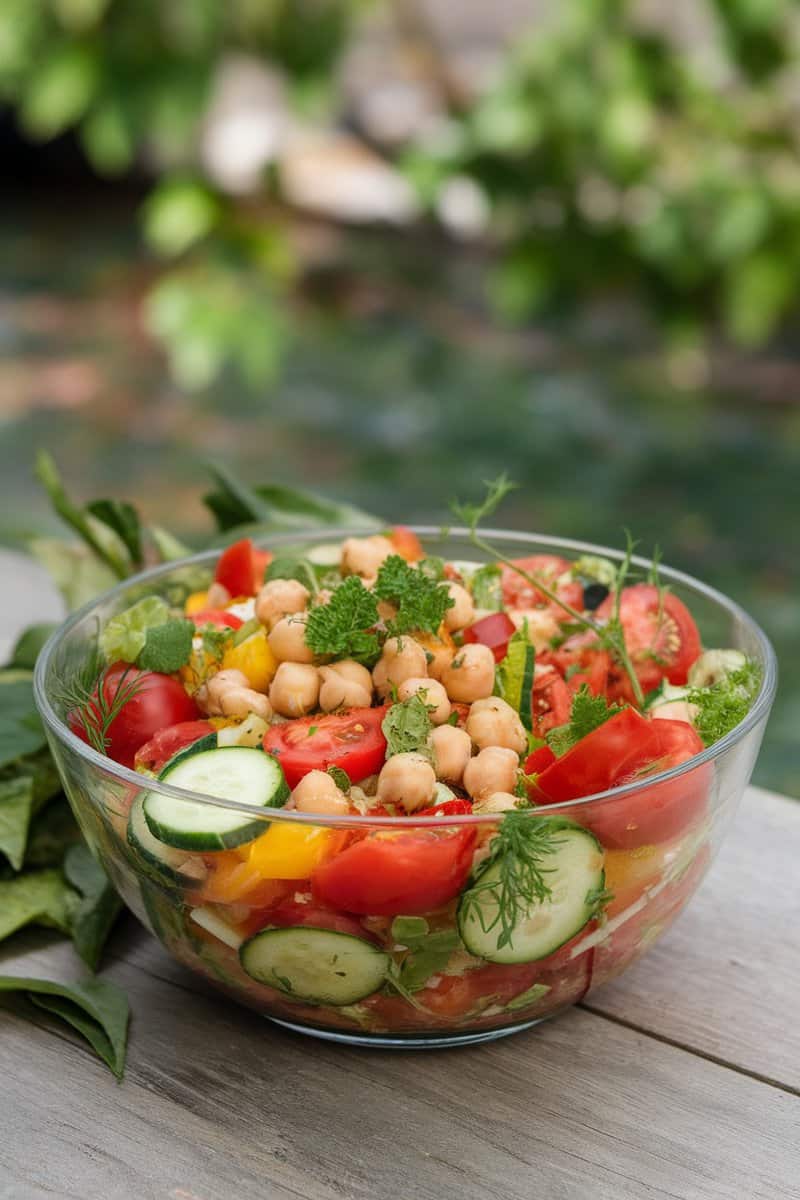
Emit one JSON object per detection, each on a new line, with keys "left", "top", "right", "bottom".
{"left": 585, "top": 787, "right": 800, "bottom": 1092}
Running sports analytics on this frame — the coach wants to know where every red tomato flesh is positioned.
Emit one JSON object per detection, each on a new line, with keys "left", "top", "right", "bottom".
{"left": 134, "top": 720, "right": 214, "bottom": 774}
{"left": 214, "top": 538, "right": 271, "bottom": 597}
{"left": 501, "top": 554, "right": 584, "bottom": 615}
{"left": 190, "top": 608, "right": 244, "bottom": 630}
{"left": 596, "top": 583, "right": 701, "bottom": 691}
{"left": 263, "top": 707, "right": 387, "bottom": 789}
{"left": 534, "top": 707, "right": 658, "bottom": 803}
{"left": 462, "top": 612, "right": 517, "bottom": 663}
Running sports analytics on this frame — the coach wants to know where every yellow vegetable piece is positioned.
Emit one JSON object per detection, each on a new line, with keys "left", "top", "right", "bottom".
{"left": 185, "top": 591, "right": 209, "bottom": 616}
{"left": 247, "top": 823, "right": 334, "bottom": 880}
{"left": 222, "top": 628, "right": 277, "bottom": 693}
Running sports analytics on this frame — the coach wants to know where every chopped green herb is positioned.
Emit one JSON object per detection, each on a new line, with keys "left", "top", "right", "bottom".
{"left": 494, "top": 626, "right": 535, "bottom": 729}
{"left": 469, "top": 563, "right": 503, "bottom": 610}
{"left": 374, "top": 555, "right": 453, "bottom": 637}
{"left": 389, "top": 916, "right": 462, "bottom": 992}
{"left": 137, "top": 619, "right": 194, "bottom": 674}
{"left": 327, "top": 766, "right": 351, "bottom": 793}
{"left": 99, "top": 596, "right": 170, "bottom": 664}
{"left": 200, "top": 624, "right": 231, "bottom": 662}
{"left": 546, "top": 686, "right": 622, "bottom": 757}
{"left": 382, "top": 695, "right": 434, "bottom": 760}
{"left": 304, "top": 575, "right": 381, "bottom": 664}
{"left": 688, "top": 660, "right": 761, "bottom": 747}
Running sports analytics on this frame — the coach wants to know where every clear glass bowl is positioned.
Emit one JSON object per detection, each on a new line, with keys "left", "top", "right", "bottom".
{"left": 34, "top": 529, "right": 777, "bottom": 1047}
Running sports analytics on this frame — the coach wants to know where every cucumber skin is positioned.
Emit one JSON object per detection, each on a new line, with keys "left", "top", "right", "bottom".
{"left": 239, "top": 926, "right": 390, "bottom": 1007}
{"left": 457, "top": 819, "right": 605, "bottom": 965}
{"left": 157, "top": 732, "right": 219, "bottom": 775}
{"left": 127, "top": 796, "right": 205, "bottom": 888}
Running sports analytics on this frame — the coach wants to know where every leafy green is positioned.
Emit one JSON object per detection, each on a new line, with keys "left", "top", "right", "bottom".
{"left": 265, "top": 553, "right": 321, "bottom": 594}
{"left": 389, "top": 916, "right": 462, "bottom": 992}
{"left": 504, "top": 983, "right": 551, "bottom": 1012}
{"left": 8, "top": 624, "right": 57, "bottom": 670}
{"left": 327, "top": 766, "right": 351, "bottom": 792}
{"left": 494, "top": 626, "right": 535, "bottom": 729}
{"left": 99, "top": 596, "right": 170, "bottom": 663}
{"left": 0, "top": 868, "right": 78, "bottom": 942}
{"left": 199, "top": 624, "right": 232, "bottom": 662}
{"left": 34, "top": 451, "right": 130, "bottom": 579}
{"left": 546, "top": 686, "right": 622, "bottom": 757}
{"left": 136, "top": 619, "right": 194, "bottom": 673}
{"left": 0, "top": 675, "right": 46, "bottom": 769}
{"left": 203, "top": 463, "right": 380, "bottom": 535}
{"left": 469, "top": 563, "right": 503, "bottom": 610}
{"left": 24, "top": 798, "right": 81, "bottom": 868}
{"left": 374, "top": 555, "right": 453, "bottom": 636}
{"left": 29, "top": 538, "right": 118, "bottom": 610}
{"left": 0, "top": 777, "right": 36, "bottom": 871}
{"left": 63, "top": 844, "right": 123, "bottom": 971}
{"left": 304, "top": 576, "right": 380, "bottom": 664}
{"left": 86, "top": 499, "right": 143, "bottom": 568}
{"left": 689, "top": 660, "right": 761, "bottom": 748}
{"left": 382, "top": 695, "right": 434, "bottom": 760}
{"left": 0, "top": 975, "right": 129, "bottom": 1078}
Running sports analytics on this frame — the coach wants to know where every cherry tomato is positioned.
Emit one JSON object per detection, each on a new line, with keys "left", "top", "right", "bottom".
{"left": 263, "top": 706, "right": 387, "bottom": 789}
{"left": 313, "top": 823, "right": 476, "bottom": 915}
{"left": 389, "top": 526, "right": 424, "bottom": 562}
{"left": 501, "top": 554, "right": 584, "bottom": 615}
{"left": 530, "top": 667, "right": 572, "bottom": 738}
{"left": 462, "top": 612, "right": 517, "bottom": 663}
{"left": 214, "top": 538, "right": 271, "bottom": 597}
{"left": 539, "top": 636, "right": 610, "bottom": 697}
{"left": 69, "top": 663, "right": 199, "bottom": 768}
{"left": 133, "top": 719, "right": 214, "bottom": 774}
{"left": 596, "top": 583, "right": 701, "bottom": 692}
{"left": 190, "top": 608, "right": 244, "bottom": 630}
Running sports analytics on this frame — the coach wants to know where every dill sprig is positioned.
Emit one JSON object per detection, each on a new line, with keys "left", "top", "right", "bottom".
{"left": 460, "top": 814, "right": 565, "bottom": 952}
{"left": 53, "top": 651, "right": 145, "bottom": 755}
{"left": 450, "top": 479, "right": 646, "bottom": 707}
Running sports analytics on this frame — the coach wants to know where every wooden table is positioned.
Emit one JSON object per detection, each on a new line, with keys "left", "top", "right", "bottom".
{"left": 1, "top": 785, "right": 797, "bottom": 1200}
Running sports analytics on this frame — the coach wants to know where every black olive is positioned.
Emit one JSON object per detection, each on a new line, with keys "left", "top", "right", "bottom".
{"left": 583, "top": 582, "right": 609, "bottom": 610}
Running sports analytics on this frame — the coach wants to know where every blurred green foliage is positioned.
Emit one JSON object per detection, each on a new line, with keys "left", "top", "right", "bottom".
{"left": 4, "top": 0, "right": 800, "bottom": 382}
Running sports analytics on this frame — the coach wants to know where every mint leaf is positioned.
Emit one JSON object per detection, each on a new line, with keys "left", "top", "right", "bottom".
{"left": 0, "top": 868, "right": 78, "bottom": 942}
{"left": 374, "top": 555, "right": 453, "bottom": 636}
{"left": 0, "top": 777, "right": 35, "bottom": 871}
{"left": 137, "top": 619, "right": 194, "bottom": 673}
{"left": 546, "top": 685, "right": 622, "bottom": 757}
{"left": 304, "top": 576, "right": 381, "bottom": 664}
{"left": 63, "top": 844, "right": 123, "bottom": 972}
{"left": 100, "top": 596, "right": 170, "bottom": 663}
{"left": 0, "top": 975, "right": 129, "bottom": 1078}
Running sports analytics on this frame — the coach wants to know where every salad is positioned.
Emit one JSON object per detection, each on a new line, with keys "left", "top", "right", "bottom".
{"left": 58, "top": 486, "right": 762, "bottom": 1040}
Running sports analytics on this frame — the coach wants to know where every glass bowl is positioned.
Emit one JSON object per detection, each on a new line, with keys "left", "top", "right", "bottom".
{"left": 34, "top": 528, "right": 776, "bottom": 1047}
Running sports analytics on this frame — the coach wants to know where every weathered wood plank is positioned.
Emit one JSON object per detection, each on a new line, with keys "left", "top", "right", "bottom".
{"left": 2, "top": 933, "right": 799, "bottom": 1200}
{"left": 585, "top": 786, "right": 800, "bottom": 1092}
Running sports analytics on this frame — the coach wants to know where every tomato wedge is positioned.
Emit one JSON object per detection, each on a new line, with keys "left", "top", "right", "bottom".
{"left": 389, "top": 525, "right": 424, "bottom": 562}
{"left": 501, "top": 554, "right": 583, "bottom": 615}
{"left": 190, "top": 608, "right": 244, "bottom": 630}
{"left": 263, "top": 707, "right": 388, "bottom": 789}
{"left": 596, "top": 583, "right": 701, "bottom": 692}
{"left": 463, "top": 612, "right": 517, "bottom": 663}
{"left": 133, "top": 719, "right": 214, "bottom": 774}
{"left": 530, "top": 667, "right": 572, "bottom": 738}
{"left": 215, "top": 538, "right": 271, "bottom": 597}
{"left": 313, "top": 823, "right": 476, "bottom": 915}
{"left": 534, "top": 707, "right": 659, "bottom": 803}
{"left": 539, "top": 636, "right": 610, "bottom": 697}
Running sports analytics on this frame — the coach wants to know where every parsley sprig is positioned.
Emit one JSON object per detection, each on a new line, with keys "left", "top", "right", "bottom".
{"left": 460, "top": 813, "right": 564, "bottom": 952}
{"left": 688, "top": 661, "right": 761, "bottom": 747}
{"left": 546, "top": 685, "right": 622, "bottom": 757}
{"left": 303, "top": 576, "right": 381, "bottom": 664}
{"left": 450, "top": 477, "right": 646, "bottom": 706}
{"left": 374, "top": 555, "right": 453, "bottom": 636}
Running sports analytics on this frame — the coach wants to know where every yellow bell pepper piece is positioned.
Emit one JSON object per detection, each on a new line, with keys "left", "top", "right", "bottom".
{"left": 247, "top": 823, "right": 334, "bottom": 880}
{"left": 222, "top": 628, "right": 277, "bottom": 693}
{"left": 185, "top": 591, "right": 209, "bottom": 616}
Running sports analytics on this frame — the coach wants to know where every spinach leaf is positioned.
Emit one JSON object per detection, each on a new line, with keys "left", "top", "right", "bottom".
{"left": 0, "top": 675, "right": 46, "bottom": 769}
{"left": 0, "top": 975, "right": 129, "bottom": 1078}
{"left": 86, "top": 499, "right": 143, "bottom": 568}
{"left": 203, "top": 463, "right": 380, "bottom": 534}
{"left": 63, "top": 844, "right": 123, "bottom": 971}
{"left": 0, "top": 776, "right": 35, "bottom": 870}
{"left": 390, "top": 917, "right": 462, "bottom": 992}
{"left": 8, "top": 623, "right": 57, "bottom": 670}
{"left": 0, "top": 868, "right": 78, "bottom": 942}
{"left": 24, "top": 797, "right": 81, "bottom": 868}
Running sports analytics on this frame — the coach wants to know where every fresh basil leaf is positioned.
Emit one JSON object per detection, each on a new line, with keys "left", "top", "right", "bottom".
{"left": 0, "top": 676, "right": 46, "bottom": 769}
{"left": 63, "top": 844, "right": 123, "bottom": 972}
{"left": 8, "top": 623, "right": 57, "bottom": 670}
{"left": 87, "top": 499, "right": 143, "bottom": 567}
{"left": 0, "top": 777, "right": 35, "bottom": 870}
{"left": 0, "top": 974, "right": 129, "bottom": 1078}
{"left": 136, "top": 619, "right": 194, "bottom": 674}
{"left": 0, "top": 868, "right": 78, "bottom": 942}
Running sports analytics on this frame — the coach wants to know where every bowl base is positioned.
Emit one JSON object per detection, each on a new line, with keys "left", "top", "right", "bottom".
{"left": 268, "top": 1015, "right": 545, "bottom": 1048}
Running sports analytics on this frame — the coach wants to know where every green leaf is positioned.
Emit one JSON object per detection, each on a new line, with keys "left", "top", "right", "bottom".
{"left": 0, "top": 868, "right": 78, "bottom": 942}
{"left": 142, "top": 177, "right": 220, "bottom": 258}
{"left": 28, "top": 538, "right": 118, "bottom": 610}
{"left": 688, "top": 660, "right": 761, "bottom": 748}
{"left": 494, "top": 628, "right": 535, "bottom": 730}
{"left": 504, "top": 982, "right": 550, "bottom": 1012}
{"left": 203, "top": 463, "right": 380, "bottom": 535}
{"left": 63, "top": 844, "right": 122, "bottom": 971}
{"left": 34, "top": 452, "right": 129, "bottom": 579}
{"left": 24, "top": 798, "right": 81, "bottom": 868}
{"left": 304, "top": 576, "right": 381, "bottom": 664}
{"left": 0, "top": 675, "right": 46, "bottom": 769}
{"left": 0, "top": 777, "right": 35, "bottom": 870}
{"left": 86, "top": 499, "right": 143, "bottom": 567}
{"left": 326, "top": 766, "right": 351, "bottom": 793}
{"left": 389, "top": 916, "right": 462, "bottom": 991}
{"left": 99, "top": 596, "right": 170, "bottom": 664}
{"left": 8, "top": 623, "right": 57, "bottom": 670}
{"left": 382, "top": 695, "right": 434, "bottom": 760}
{"left": 149, "top": 525, "right": 193, "bottom": 563}
{"left": 374, "top": 555, "right": 454, "bottom": 637}
{"left": 20, "top": 43, "right": 99, "bottom": 139}
{"left": 546, "top": 685, "right": 622, "bottom": 757}
{"left": 136, "top": 619, "right": 194, "bottom": 674}
{"left": 265, "top": 554, "right": 321, "bottom": 594}
{"left": 0, "top": 975, "right": 129, "bottom": 1078}
{"left": 469, "top": 564, "right": 503, "bottom": 611}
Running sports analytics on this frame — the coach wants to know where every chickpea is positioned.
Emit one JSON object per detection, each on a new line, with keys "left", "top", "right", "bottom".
{"left": 372, "top": 636, "right": 428, "bottom": 698}
{"left": 268, "top": 613, "right": 314, "bottom": 664}
{"left": 473, "top": 791, "right": 519, "bottom": 815}
{"left": 255, "top": 579, "right": 310, "bottom": 630}
{"left": 397, "top": 677, "right": 451, "bottom": 725}
{"left": 440, "top": 643, "right": 495, "bottom": 703}
{"left": 466, "top": 697, "right": 528, "bottom": 754}
{"left": 292, "top": 770, "right": 350, "bottom": 816}
{"left": 443, "top": 582, "right": 475, "bottom": 633}
{"left": 269, "top": 662, "right": 320, "bottom": 718}
{"left": 206, "top": 581, "right": 231, "bottom": 608}
{"left": 508, "top": 608, "right": 559, "bottom": 650}
{"left": 196, "top": 668, "right": 272, "bottom": 723}
{"left": 419, "top": 633, "right": 456, "bottom": 681}
{"left": 319, "top": 660, "right": 373, "bottom": 711}
{"left": 463, "top": 746, "right": 519, "bottom": 802}
{"left": 341, "top": 535, "right": 394, "bottom": 579}
{"left": 376, "top": 752, "right": 437, "bottom": 814}
{"left": 429, "top": 724, "right": 472, "bottom": 784}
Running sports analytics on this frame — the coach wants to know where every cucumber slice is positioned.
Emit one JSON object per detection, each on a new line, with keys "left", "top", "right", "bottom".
{"left": 143, "top": 746, "right": 289, "bottom": 851}
{"left": 458, "top": 824, "right": 604, "bottom": 964}
{"left": 163, "top": 731, "right": 218, "bottom": 770}
{"left": 127, "top": 795, "right": 208, "bottom": 887}
{"left": 240, "top": 926, "right": 390, "bottom": 1005}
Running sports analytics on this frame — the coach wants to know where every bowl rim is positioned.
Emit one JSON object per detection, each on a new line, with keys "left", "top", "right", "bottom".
{"left": 33, "top": 525, "right": 778, "bottom": 829}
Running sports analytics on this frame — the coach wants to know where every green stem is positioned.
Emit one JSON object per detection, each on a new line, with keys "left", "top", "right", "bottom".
{"left": 35, "top": 451, "right": 130, "bottom": 580}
